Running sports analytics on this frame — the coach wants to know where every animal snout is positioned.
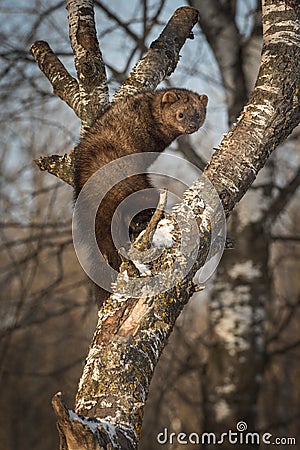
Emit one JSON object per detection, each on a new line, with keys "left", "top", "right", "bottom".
{"left": 185, "top": 123, "right": 199, "bottom": 134}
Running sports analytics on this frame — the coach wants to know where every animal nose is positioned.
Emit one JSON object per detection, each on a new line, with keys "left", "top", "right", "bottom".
{"left": 186, "top": 123, "right": 198, "bottom": 133}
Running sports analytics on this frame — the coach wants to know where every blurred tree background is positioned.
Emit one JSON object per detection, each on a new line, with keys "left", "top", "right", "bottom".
{"left": 1, "top": 1, "right": 299, "bottom": 449}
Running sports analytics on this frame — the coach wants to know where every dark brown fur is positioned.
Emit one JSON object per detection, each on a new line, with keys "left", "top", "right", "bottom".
{"left": 74, "top": 88, "right": 208, "bottom": 306}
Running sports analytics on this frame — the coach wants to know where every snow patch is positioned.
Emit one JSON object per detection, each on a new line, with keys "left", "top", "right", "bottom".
{"left": 152, "top": 218, "right": 174, "bottom": 248}
{"left": 215, "top": 399, "right": 231, "bottom": 422}
{"left": 69, "top": 411, "right": 119, "bottom": 446}
{"left": 132, "top": 261, "right": 152, "bottom": 276}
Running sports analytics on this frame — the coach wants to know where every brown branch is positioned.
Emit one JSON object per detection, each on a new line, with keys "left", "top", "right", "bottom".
{"left": 271, "top": 235, "right": 300, "bottom": 242}
{"left": 268, "top": 338, "right": 300, "bottom": 357}
{"left": 177, "top": 135, "right": 207, "bottom": 171}
{"left": 267, "top": 296, "right": 300, "bottom": 346}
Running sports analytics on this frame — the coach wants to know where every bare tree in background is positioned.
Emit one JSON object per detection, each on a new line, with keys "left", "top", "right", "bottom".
{"left": 0, "top": 2, "right": 297, "bottom": 448}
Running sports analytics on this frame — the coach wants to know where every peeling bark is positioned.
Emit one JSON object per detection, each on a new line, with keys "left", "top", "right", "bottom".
{"left": 73, "top": 179, "right": 213, "bottom": 441}
{"left": 34, "top": 153, "right": 74, "bottom": 187}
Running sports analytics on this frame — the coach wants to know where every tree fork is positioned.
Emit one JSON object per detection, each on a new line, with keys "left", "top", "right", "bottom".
{"left": 31, "top": 5, "right": 199, "bottom": 186}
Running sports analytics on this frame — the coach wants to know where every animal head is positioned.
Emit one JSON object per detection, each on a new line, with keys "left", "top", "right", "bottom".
{"left": 160, "top": 89, "right": 208, "bottom": 135}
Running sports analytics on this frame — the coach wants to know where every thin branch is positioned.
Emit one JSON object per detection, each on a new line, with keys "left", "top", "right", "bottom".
{"left": 25, "top": 1, "right": 66, "bottom": 45}
{"left": 262, "top": 166, "right": 300, "bottom": 226}
{"left": 271, "top": 235, "right": 300, "bottom": 242}
{"left": 113, "top": 7, "right": 199, "bottom": 101}
{"left": 135, "top": 189, "right": 167, "bottom": 250}
{"left": 268, "top": 338, "right": 300, "bottom": 357}
{"left": 95, "top": 1, "right": 145, "bottom": 48}
{"left": 267, "top": 296, "right": 300, "bottom": 345}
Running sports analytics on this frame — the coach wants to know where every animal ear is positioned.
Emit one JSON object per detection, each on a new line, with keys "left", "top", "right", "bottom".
{"left": 161, "top": 90, "right": 179, "bottom": 105}
{"left": 199, "top": 94, "right": 208, "bottom": 107}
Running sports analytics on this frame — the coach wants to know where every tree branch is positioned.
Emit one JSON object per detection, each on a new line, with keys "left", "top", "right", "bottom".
{"left": 73, "top": 2, "right": 300, "bottom": 445}
{"left": 113, "top": 7, "right": 199, "bottom": 102}
{"left": 204, "top": 0, "right": 300, "bottom": 215}
{"left": 34, "top": 153, "right": 74, "bottom": 187}
{"left": 31, "top": 6, "right": 199, "bottom": 185}
{"left": 30, "top": 41, "right": 81, "bottom": 118}
{"left": 271, "top": 235, "right": 300, "bottom": 242}
{"left": 261, "top": 166, "right": 300, "bottom": 226}
{"left": 177, "top": 135, "right": 207, "bottom": 171}
{"left": 66, "top": 0, "right": 109, "bottom": 129}
{"left": 74, "top": 177, "right": 213, "bottom": 445}
{"left": 52, "top": 392, "right": 126, "bottom": 450}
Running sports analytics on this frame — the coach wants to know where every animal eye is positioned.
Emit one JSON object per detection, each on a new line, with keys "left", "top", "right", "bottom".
{"left": 178, "top": 112, "right": 184, "bottom": 119}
